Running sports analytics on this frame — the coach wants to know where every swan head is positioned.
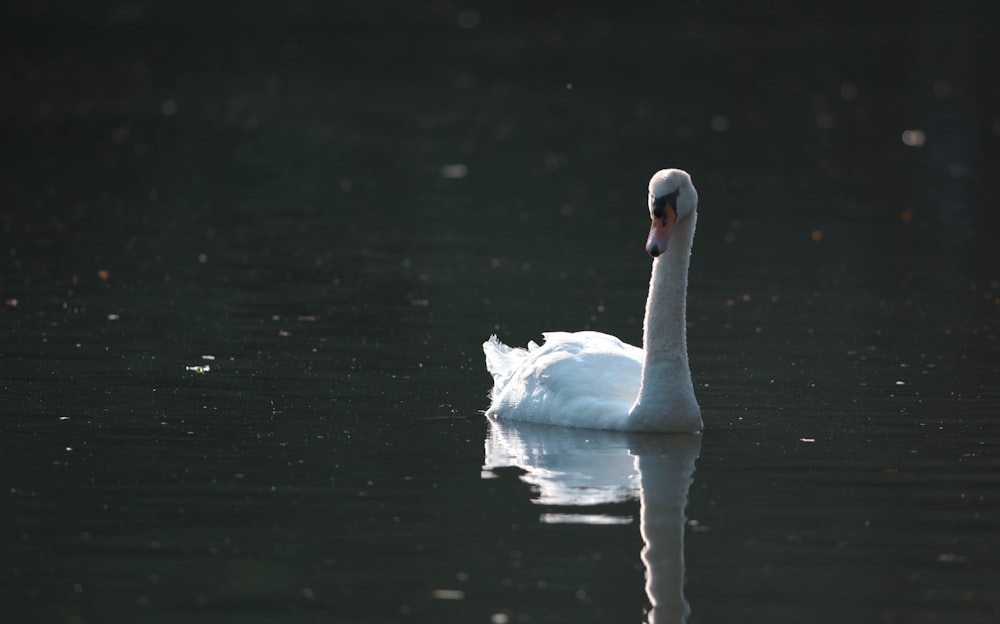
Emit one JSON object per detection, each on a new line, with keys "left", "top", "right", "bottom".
{"left": 646, "top": 169, "right": 697, "bottom": 258}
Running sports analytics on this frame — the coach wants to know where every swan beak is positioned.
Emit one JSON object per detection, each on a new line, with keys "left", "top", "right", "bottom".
{"left": 645, "top": 208, "right": 676, "bottom": 258}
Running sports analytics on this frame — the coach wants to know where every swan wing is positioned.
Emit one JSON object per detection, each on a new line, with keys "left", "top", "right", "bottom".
{"left": 484, "top": 331, "right": 643, "bottom": 430}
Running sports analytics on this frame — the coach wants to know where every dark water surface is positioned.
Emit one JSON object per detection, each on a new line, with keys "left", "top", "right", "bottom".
{"left": 3, "top": 3, "right": 1000, "bottom": 623}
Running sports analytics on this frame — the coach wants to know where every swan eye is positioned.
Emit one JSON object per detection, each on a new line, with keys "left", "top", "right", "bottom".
{"left": 651, "top": 190, "right": 679, "bottom": 219}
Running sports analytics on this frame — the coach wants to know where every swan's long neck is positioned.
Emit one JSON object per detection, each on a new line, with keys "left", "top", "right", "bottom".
{"left": 628, "top": 212, "right": 701, "bottom": 431}
{"left": 642, "top": 220, "right": 693, "bottom": 364}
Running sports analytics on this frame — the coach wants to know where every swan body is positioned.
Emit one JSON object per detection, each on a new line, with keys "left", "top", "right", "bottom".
{"left": 483, "top": 168, "right": 702, "bottom": 433}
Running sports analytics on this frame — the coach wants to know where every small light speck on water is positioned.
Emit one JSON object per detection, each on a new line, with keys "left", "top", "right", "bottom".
{"left": 440, "top": 164, "right": 468, "bottom": 179}
{"left": 160, "top": 99, "right": 177, "bottom": 116}
{"left": 431, "top": 589, "right": 465, "bottom": 600}
{"left": 901, "top": 128, "right": 926, "bottom": 147}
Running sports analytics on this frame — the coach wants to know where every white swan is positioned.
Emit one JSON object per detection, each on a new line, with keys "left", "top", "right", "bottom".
{"left": 483, "top": 168, "right": 702, "bottom": 433}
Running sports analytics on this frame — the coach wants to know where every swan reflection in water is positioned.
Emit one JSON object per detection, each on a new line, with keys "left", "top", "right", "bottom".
{"left": 482, "top": 418, "right": 701, "bottom": 624}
